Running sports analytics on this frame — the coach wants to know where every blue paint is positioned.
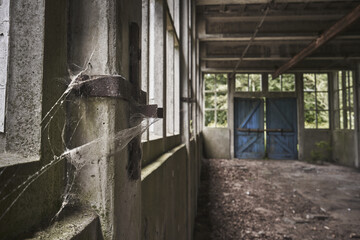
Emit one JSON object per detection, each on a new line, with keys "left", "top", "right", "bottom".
{"left": 234, "top": 98, "right": 265, "bottom": 159}
{"left": 266, "top": 98, "right": 298, "bottom": 159}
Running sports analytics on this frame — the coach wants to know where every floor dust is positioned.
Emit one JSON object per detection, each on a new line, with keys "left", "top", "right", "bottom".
{"left": 194, "top": 159, "right": 360, "bottom": 240}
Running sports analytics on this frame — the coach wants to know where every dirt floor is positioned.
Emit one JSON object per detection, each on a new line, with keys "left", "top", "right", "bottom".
{"left": 194, "top": 159, "right": 360, "bottom": 240}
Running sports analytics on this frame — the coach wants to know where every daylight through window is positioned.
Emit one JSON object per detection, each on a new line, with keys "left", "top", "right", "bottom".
{"left": 303, "top": 73, "right": 329, "bottom": 129}
{"left": 204, "top": 73, "right": 228, "bottom": 127}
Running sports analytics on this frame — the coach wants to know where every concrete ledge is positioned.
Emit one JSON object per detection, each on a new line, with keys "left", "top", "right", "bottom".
{"left": 28, "top": 210, "right": 103, "bottom": 240}
{"left": 141, "top": 143, "right": 185, "bottom": 180}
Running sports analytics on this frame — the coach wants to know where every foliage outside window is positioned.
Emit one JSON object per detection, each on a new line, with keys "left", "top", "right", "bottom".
{"left": 204, "top": 74, "right": 228, "bottom": 127}
{"left": 336, "top": 71, "right": 354, "bottom": 129}
{"left": 303, "top": 73, "right": 329, "bottom": 129}
{"left": 268, "top": 74, "right": 295, "bottom": 92}
{"left": 235, "top": 74, "right": 262, "bottom": 92}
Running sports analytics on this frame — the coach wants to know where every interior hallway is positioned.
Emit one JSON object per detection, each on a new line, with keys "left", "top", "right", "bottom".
{"left": 194, "top": 159, "right": 360, "bottom": 240}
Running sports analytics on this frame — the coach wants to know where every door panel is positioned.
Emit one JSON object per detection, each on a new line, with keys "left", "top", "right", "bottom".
{"left": 234, "top": 98, "right": 265, "bottom": 159}
{"left": 266, "top": 98, "right": 298, "bottom": 159}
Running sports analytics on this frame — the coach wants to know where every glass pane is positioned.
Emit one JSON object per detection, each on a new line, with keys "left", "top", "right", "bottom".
{"left": 235, "top": 74, "right": 248, "bottom": 92}
{"left": 339, "top": 90, "right": 343, "bottom": 110}
{"left": 216, "top": 74, "right": 228, "bottom": 92}
{"left": 282, "top": 74, "right": 295, "bottom": 92}
{"left": 349, "top": 71, "right": 353, "bottom": 87}
{"left": 303, "top": 74, "right": 315, "bottom": 91}
{"left": 216, "top": 110, "right": 227, "bottom": 127}
{"left": 317, "top": 92, "right": 328, "bottom": 110}
{"left": 349, "top": 87, "right": 354, "bottom": 107}
{"left": 317, "top": 111, "right": 329, "bottom": 129}
{"left": 347, "top": 110, "right": 351, "bottom": 129}
{"left": 217, "top": 92, "right": 227, "bottom": 110}
{"left": 249, "top": 74, "right": 261, "bottom": 92}
{"left": 351, "top": 111, "right": 355, "bottom": 130}
{"left": 304, "top": 111, "right": 316, "bottom": 129}
{"left": 304, "top": 92, "right": 316, "bottom": 110}
{"left": 340, "top": 110, "right": 344, "bottom": 129}
{"left": 205, "top": 92, "right": 215, "bottom": 109}
{"left": 205, "top": 110, "right": 215, "bottom": 127}
{"left": 316, "top": 74, "right": 328, "bottom": 91}
{"left": 268, "top": 74, "right": 281, "bottom": 92}
{"left": 338, "top": 71, "right": 342, "bottom": 90}
{"left": 204, "top": 74, "right": 215, "bottom": 91}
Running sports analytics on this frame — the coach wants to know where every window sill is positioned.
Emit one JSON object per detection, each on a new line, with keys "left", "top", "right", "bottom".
{"left": 0, "top": 153, "right": 39, "bottom": 168}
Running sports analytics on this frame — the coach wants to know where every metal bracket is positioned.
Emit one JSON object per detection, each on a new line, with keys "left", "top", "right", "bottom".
{"left": 181, "top": 97, "right": 195, "bottom": 103}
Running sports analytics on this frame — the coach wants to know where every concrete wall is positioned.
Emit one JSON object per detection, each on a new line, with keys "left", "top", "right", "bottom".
{"left": 141, "top": 138, "right": 201, "bottom": 240}
{"left": 332, "top": 130, "right": 356, "bottom": 167}
{"left": 202, "top": 127, "right": 231, "bottom": 159}
{"left": 300, "top": 130, "right": 332, "bottom": 162}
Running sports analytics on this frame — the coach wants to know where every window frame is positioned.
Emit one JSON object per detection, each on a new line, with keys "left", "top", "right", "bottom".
{"left": 335, "top": 70, "right": 354, "bottom": 130}
{"left": 235, "top": 73, "right": 262, "bottom": 92}
{"left": 203, "top": 73, "right": 228, "bottom": 128}
{"left": 268, "top": 73, "right": 296, "bottom": 92}
{"left": 303, "top": 73, "right": 330, "bottom": 129}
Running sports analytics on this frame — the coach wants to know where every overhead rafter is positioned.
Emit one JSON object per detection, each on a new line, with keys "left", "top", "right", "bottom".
{"left": 196, "top": 0, "right": 354, "bottom": 5}
{"left": 273, "top": 3, "right": 360, "bottom": 78}
{"left": 199, "top": 34, "right": 360, "bottom": 42}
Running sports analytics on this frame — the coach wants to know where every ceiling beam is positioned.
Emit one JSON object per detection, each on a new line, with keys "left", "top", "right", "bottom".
{"left": 196, "top": 0, "right": 353, "bottom": 6}
{"left": 201, "top": 56, "right": 360, "bottom": 61}
{"left": 199, "top": 34, "right": 360, "bottom": 42}
{"left": 273, "top": 3, "right": 360, "bottom": 78}
{"left": 204, "top": 14, "right": 343, "bottom": 22}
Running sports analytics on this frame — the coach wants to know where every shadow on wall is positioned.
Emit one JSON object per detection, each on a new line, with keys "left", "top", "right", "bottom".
{"left": 202, "top": 128, "right": 230, "bottom": 159}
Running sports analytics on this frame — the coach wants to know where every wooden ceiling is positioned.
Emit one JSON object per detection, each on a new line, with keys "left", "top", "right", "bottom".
{"left": 196, "top": 0, "right": 360, "bottom": 73}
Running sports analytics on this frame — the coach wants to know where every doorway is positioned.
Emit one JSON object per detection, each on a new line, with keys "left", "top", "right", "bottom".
{"left": 234, "top": 97, "right": 298, "bottom": 159}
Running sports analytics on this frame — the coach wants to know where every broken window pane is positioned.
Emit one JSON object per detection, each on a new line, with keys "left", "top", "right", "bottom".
{"left": 268, "top": 75, "right": 281, "bottom": 92}
{"left": 303, "top": 74, "right": 315, "bottom": 91}
{"left": 235, "top": 74, "right": 248, "bottom": 92}
{"left": 282, "top": 74, "right": 295, "bottom": 92}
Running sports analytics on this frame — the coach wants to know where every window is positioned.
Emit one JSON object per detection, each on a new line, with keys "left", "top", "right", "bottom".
{"left": 268, "top": 74, "right": 295, "bottom": 92}
{"left": 235, "top": 74, "right": 261, "bottom": 92}
{"left": 166, "top": 15, "right": 180, "bottom": 136}
{"left": 0, "top": 0, "right": 10, "bottom": 132}
{"left": 303, "top": 73, "right": 329, "bottom": 129}
{"left": 204, "top": 73, "right": 228, "bottom": 127}
{"left": 335, "top": 71, "right": 354, "bottom": 129}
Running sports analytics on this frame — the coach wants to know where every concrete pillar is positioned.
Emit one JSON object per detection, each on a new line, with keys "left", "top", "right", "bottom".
{"left": 296, "top": 73, "right": 304, "bottom": 160}
{"left": 180, "top": 0, "right": 191, "bottom": 239}
{"left": 354, "top": 63, "right": 360, "bottom": 168}
{"left": 67, "top": 0, "right": 142, "bottom": 239}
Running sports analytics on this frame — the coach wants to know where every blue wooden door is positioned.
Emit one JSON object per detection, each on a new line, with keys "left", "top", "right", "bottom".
{"left": 266, "top": 98, "right": 298, "bottom": 159}
{"left": 234, "top": 98, "right": 265, "bottom": 159}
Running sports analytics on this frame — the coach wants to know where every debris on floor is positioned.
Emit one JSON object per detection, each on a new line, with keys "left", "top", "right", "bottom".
{"left": 194, "top": 159, "right": 360, "bottom": 240}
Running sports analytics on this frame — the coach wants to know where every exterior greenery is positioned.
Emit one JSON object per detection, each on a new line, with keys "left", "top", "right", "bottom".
{"left": 303, "top": 73, "right": 329, "bottom": 129}
{"left": 235, "top": 74, "right": 261, "bottom": 92}
{"left": 268, "top": 74, "right": 295, "bottom": 92}
{"left": 204, "top": 73, "right": 228, "bottom": 127}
